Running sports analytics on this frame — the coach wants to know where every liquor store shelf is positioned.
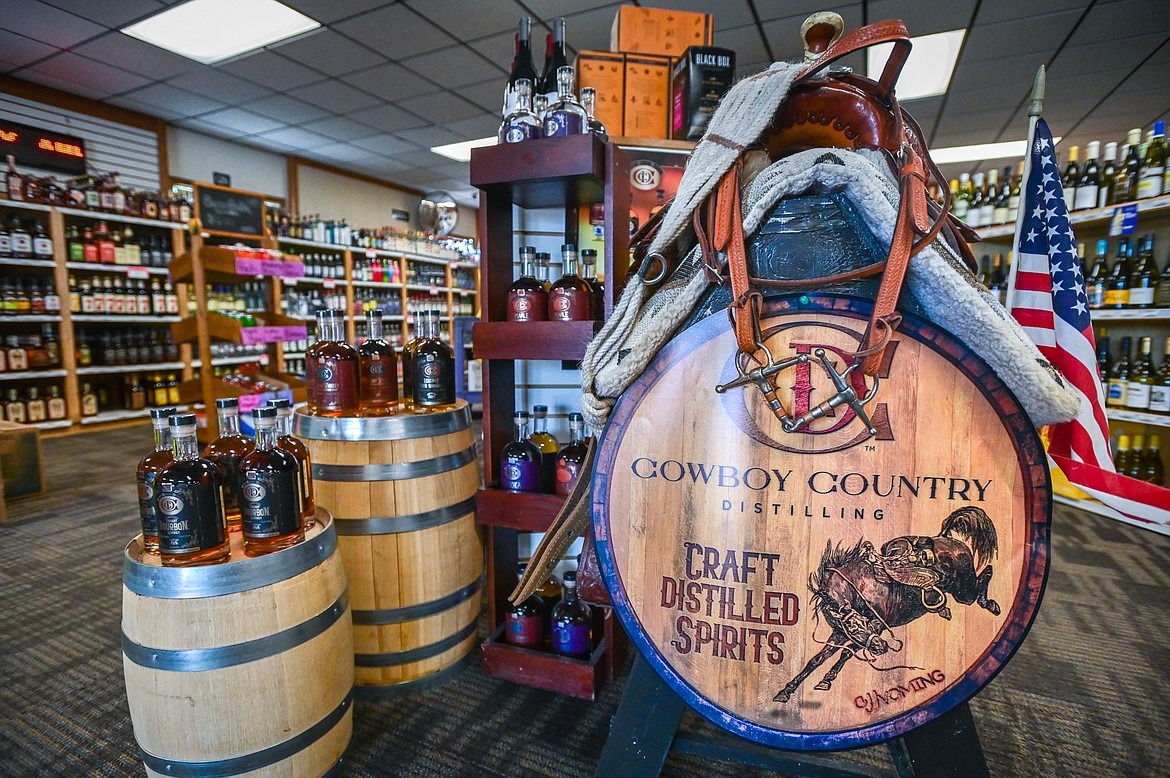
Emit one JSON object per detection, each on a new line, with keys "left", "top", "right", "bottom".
{"left": 34, "top": 419, "right": 73, "bottom": 431}
{"left": 191, "top": 355, "right": 268, "bottom": 367}
{"left": 350, "top": 280, "right": 404, "bottom": 289}
{"left": 65, "top": 262, "right": 170, "bottom": 276}
{"left": 0, "top": 315, "right": 62, "bottom": 323}
{"left": 0, "top": 369, "right": 68, "bottom": 380}
{"left": 71, "top": 315, "right": 182, "bottom": 324}
{"left": 278, "top": 235, "right": 467, "bottom": 267}
{"left": 1090, "top": 308, "right": 1170, "bottom": 321}
{"left": 80, "top": 404, "right": 192, "bottom": 425}
{"left": 975, "top": 192, "right": 1170, "bottom": 239}
{"left": 0, "top": 258, "right": 56, "bottom": 269}
{"left": 406, "top": 284, "right": 454, "bottom": 293}
{"left": 76, "top": 362, "right": 185, "bottom": 375}
{"left": 0, "top": 198, "right": 183, "bottom": 231}
{"left": 1107, "top": 408, "right": 1170, "bottom": 427}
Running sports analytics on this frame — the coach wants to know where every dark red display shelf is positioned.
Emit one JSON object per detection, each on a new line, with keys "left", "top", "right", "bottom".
{"left": 472, "top": 320, "right": 601, "bottom": 362}
{"left": 475, "top": 487, "right": 564, "bottom": 532}
{"left": 470, "top": 134, "right": 606, "bottom": 210}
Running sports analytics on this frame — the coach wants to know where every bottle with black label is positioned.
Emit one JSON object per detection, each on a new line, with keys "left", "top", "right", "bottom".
{"left": 536, "top": 17, "right": 567, "bottom": 115}
{"left": 137, "top": 407, "right": 177, "bottom": 553}
{"left": 203, "top": 397, "right": 255, "bottom": 532}
{"left": 268, "top": 397, "right": 316, "bottom": 528}
{"left": 156, "top": 413, "right": 230, "bottom": 567}
{"left": 32, "top": 220, "right": 53, "bottom": 261}
{"left": 410, "top": 309, "right": 456, "bottom": 412}
{"left": 238, "top": 406, "right": 304, "bottom": 556}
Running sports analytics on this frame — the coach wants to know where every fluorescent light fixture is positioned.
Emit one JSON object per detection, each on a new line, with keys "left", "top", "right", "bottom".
{"left": 867, "top": 29, "right": 965, "bottom": 101}
{"left": 430, "top": 136, "right": 497, "bottom": 162}
{"left": 930, "top": 137, "right": 1062, "bottom": 165}
{"left": 122, "top": 0, "right": 319, "bottom": 65}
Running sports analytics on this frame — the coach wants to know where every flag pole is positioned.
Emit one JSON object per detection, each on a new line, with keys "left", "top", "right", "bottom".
{"left": 1005, "top": 65, "right": 1046, "bottom": 311}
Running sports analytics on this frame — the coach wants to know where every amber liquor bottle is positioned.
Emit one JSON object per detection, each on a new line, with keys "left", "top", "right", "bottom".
{"left": 359, "top": 308, "right": 399, "bottom": 415}
{"left": 238, "top": 407, "right": 305, "bottom": 556}
{"left": 529, "top": 404, "right": 559, "bottom": 493}
{"left": 551, "top": 570, "right": 592, "bottom": 659}
{"left": 505, "top": 563, "right": 544, "bottom": 648}
{"left": 580, "top": 248, "right": 604, "bottom": 317}
{"left": 136, "top": 407, "right": 177, "bottom": 553}
{"left": 203, "top": 397, "right": 255, "bottom": 532}
{"left": 555, "top": 412, "right": 588, "bottom": 496}
{"left": 410, "top": 309, "right": 456, "bottom": 412}
{"left": 506, "top": 246, "right": 548, "bottom": 321}
{"left": 548, "top": 244, "right": 592, "bottom": 321}
{"left": 307, "top": 309, "right": 359, "bottom": 416}
{"left": 156, "top": 413, "right": 230, "bottom": 567}
{"left": 268, "top": 397, "right": 316, "bottom": 529}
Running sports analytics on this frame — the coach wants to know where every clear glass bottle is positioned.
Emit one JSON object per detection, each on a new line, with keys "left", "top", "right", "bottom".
{"left": 556, "top": 412, "right": 588, "bottom": 496}
{"left": 548, "top": 243, "right": 592, "bottom": 321}
{"left": 580, "top": 86, "right": 608, "bottom": 142}
{"left": 535, "top": 251, "right": 552, "bottom": 292}
{"left": 359, "top": 308, "right": 399, "bottom": 416}
{"left": 137, "top": 407, "right": 177, "bottom": 553}
{"left": 268, "top": 397, "right": 316, "bottom": 528}
{"left": 499, "top": 78, "right": 542, "bottom": 144}
{"left": 506, "top": 246, "right": 548, "bottom": 322}
{"left": 1138, "top": 120, "right": 1167, "bottom": 199}
{"left": 542, "top": 66, "right": 587, "bottom": 138}
{"left": 500, "top": 410, "right": 542, "bottom": 492}
{"left": 239, "top": 407, "right": 305, "bottom": 556}
{"left": 306, "top": 309, "right": 359, "bottom": 416}
{"left": 505, "top": 562, "right": 545, "bottom": 648}
{"left": 551, "top": 570, "right": 592, "bottom": 659}
{"left": 203, "top": 397, "right": 255, "bottom": 532}
{"left": 157, "top": 413, "right": 230, "bottom": 567}
{"left": 410, "top": 309, "right": 455, "bottom": 412}
{"left": 529, "top": 405, "right": 559, "bottom": 494}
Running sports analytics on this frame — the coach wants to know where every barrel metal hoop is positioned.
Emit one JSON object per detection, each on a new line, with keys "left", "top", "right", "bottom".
{"left": 122, "top": 590, "right": 349, "bottom": 672}
{"left": 334, "top": 496, "right": 476, "bottom": 535}
{"left": 353, "top": 651, "right": 477, "bottom": 700}
{"left": 122, "top": 519, "right": 338, "bottom": 599}
{"left": 351, "top": 576, "right": 482, "bottom": 626}
{"left": 294, "top": 404, "right": 470, "bottom": 441}
{"left": 312, "top": 446, "right": 476, "bottom": 482}
{"left": 137, "top": 688, "right": 353, "bottom": 778}
{"left": 354, "top": 620, "right": 478, "bottom": 667}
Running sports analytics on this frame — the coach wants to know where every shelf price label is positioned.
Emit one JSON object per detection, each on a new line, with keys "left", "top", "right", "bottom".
{"left": 234, "top": 258, "right": 306, "bottom": 278}
{"left": 240, "top": 325, "right": 308, "bottom": 346}
{"left": 1110, "top": 204, "right": 1138, "bottom": 236}
{"left": 323, "top": 278, "right": 337, "bottom": 289}
{"left": 126, "top": 266, "right": 151, "bottom": 279}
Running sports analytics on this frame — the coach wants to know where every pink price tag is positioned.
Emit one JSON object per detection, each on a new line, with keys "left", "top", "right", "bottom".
{"left": 234, "top": 258, "right": 263, "bottom": 275}
{"left": 323, "top": 278, "right": 336, "bottom": 289}
{"left": 127, "top": 266, "right": 150, "bottom": 279}
{"left": 240, "top": 326, "right": 282, "bottom": 345}
{"left": 234, "top": 258, "right": 306, "bottom": 278}
{"left": 237, "top": 393, "right": 266, "bottom": 416}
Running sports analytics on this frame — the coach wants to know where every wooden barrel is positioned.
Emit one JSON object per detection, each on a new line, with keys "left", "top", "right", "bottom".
{"left": 593, "top": 296, "right": 1050, "bottom": 750}
{"left": 122, "top": 509, "right": 353, "bottom": 777}
{"left": 294, "top": 401, "right": 483, "bottom": 698}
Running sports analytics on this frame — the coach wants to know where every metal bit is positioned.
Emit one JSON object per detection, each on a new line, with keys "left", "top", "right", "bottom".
{"left": 782, "top": 348, "right": 879, "bottom": 435}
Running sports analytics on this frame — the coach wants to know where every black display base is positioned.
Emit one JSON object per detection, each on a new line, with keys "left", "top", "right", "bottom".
{"left": 595, "top": 655, "right": 990, "bottom": 778}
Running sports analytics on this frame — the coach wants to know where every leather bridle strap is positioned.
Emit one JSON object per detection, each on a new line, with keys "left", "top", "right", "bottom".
{"left": 712, "top": 163, "right": 761, "bottom": 355}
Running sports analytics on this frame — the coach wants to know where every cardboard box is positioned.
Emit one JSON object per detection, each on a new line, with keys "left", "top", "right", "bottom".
{"left": 575, "top": 50, "right": 626, "bottom": 140}
{"left": 671, "top": 46, "right": 736, "bottom": 140}
{"left": 611, "top": 6, "right": 713, "bottom": 57}
{"left": 624, "top": 54, "right": 672, "bottom": 139}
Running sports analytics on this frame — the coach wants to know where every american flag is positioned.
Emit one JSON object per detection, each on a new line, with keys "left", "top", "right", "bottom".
{"left": 1007, "top": 118, "right": 1169, "bottom": 529}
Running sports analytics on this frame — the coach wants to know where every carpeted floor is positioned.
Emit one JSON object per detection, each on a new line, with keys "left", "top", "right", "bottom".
{"left": 0, "top": 425, "right": 1167, "bottom": 777}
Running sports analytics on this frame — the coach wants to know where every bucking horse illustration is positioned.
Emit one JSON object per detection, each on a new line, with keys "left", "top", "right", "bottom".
{"left": 774, "top": 506, "right": 1000, "bottom": 704}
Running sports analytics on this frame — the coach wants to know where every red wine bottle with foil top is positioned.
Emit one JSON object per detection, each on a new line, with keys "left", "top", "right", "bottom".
{"left": 506, "top": 246, "right": 547, "bottom": 321}
{"left": 548, "top": 243, "right": 592, "bottom": 321}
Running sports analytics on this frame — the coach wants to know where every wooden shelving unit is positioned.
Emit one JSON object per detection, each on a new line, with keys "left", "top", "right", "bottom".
{"left": 469, "top": 133, "right": 630, "bottom": 699}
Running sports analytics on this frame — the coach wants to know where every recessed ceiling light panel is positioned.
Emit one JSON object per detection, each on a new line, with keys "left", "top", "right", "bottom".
{"left": 431, "top": 136, "right": 497, "bottom": 162}
{"left": 867, "top": 28, "right": 966, "bottom": 101}
{"left": 122, "top": 0, "right": 320, "bottom": 65}
{"left": 931, "top": 137, "right": 1062, "bottom": 165}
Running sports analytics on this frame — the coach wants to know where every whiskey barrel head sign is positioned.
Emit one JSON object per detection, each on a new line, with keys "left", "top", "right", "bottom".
{"left": 592, "top": 296, "right": 1050, "bottom": 749}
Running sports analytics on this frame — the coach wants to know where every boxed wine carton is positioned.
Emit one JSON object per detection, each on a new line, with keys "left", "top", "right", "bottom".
{"left": 610, "top": 6, "right": 713, "bottom": 57}
{"left": 624, "top": 53, "right": 673, "bottom": 139}
{"left": 575, "top": 50, "right": 626, "bottom": 139}
{"left": 671, "top": 46, "right": 736, "bottom": 140}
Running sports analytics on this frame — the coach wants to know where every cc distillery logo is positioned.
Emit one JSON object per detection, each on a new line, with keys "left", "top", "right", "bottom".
{"left": 242, "top": 481, "right": 266, "bottom": 503}
{"left": 316, "top": 365, "right": 333, "bottom": 382}
{"left": 718, "top": 319, "right": 896, "bottom": 455}
{"left": 158, "top": 493, "right": 184, "bottom": 516}
{"left": 630, "top": 160, "right": 663, "bottom": 191}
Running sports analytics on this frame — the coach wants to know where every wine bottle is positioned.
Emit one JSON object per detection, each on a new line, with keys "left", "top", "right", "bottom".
{"left": 1150, "top": 338, "right": 1170, "bottom": 415}
{"left": 1104, "top": 238, "right": 1130, "bottom": 308}
{"left": 1127, "top": 434, "right": 1145, "bottom": 478}
{"left": 1138, "top": 120, "right": 1167, "bottom": 199}
{"left": 1155, "top": 248, "right": 1170, "bottom": 308}
{"left": 1106, "top": 336, "right": 1132, "bottom": 408}
{"left": 500, "top": 410, "right": 542, "bottom": 492}
{"left": 529, "top": 404, "right": 559, "bottom": 494}
{"left": 993, "top": 166, "right": 1011, "bottom": 224}
{"left": 1114, "top": 434, "right": 1131, "bottom": 474}
{"left": 503, "top": 17, "right": 538, "bottom": 118}
{"left": 1061, "top": 145, "right": 1079, "bottom": 206}
{"left": 537, "top": 18, "right": 568, "bottom": 115}
{"left": 949, "top": 179, "right": 966, "bottom": 220}
{"left": 1007, "top": 161, "right": 1023, "bottom": 223}
{"left": 1085, "top": 239, "right": 1109, "bottom": 309}
{"left": 551, "top": 570, "right": 592, "bottom": 659}
{"left": 1073, "top": 141, "right": 1100, "bottom": 211}
{"left": 1095, "top": 331, "right": 1111, "bottom": 384}
{"left": 555, "top": 412, "right": 588, "bottom": 496}
{"left": 1129, "top": 233, "right": 1157, "bottom": 308}
{"left": 1142, "top": 435, "right": 1165, "bottom": 486}
{"left": 980, "top": 168, "right": 998, "bottom": 227}
{"left": 1126, "top": 336, "right": 1154, "bottom": 410}
{"left": 1119, "top": 129, "right": 1143, "bottom": 202}
{"left": 1098, "top": 142, "right": 1118, "bottom": 207}
{"left": 969, "top": 171, "right": 986, "bottom": 228}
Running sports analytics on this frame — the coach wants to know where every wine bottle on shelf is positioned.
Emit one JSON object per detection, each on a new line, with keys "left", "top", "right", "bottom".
{"left": 503, "top": 16, "right": 538, "bottom": 118}
{"left": 548, "top": 243, "right": 592, "bottom": 321}
{"left": 529, "top": 404, "right": 559, "bottom": 494}
{"left": 1129, "top": 234, "right": 1157, "bottom": 308}
{"left": 239, "top": 406, "right": 305, "bottom": 556}
{"left": 1119, "top": 129, "right": 1143, "bottom": 203}
{"left": 1074, "top": 141, "right": 1100, "bottom": 211}
{"left": 979, "top": 169, "right": 997, "bottom": 227}
{"left": 1061, "top": 145, "right": 1079, "bottom": 206}
{"left": 1149, "top": 339, "right": 1170, "bottom": 414}
{"left": 1126, "top": 336, "right": 1154, "bottom": 411}
{"left": 1106, "top": 336, "right": 1132, "bottom": 408}
{"left": 1127, "top": 435, "right": 1145, "bottom": 478}
{"left": 1104, "top": 238, "right": 1131, "bottom": 308}
{"left": 1114, "top": 434, "right": 1132, "bottom": 474}
{"left": 1138, "top": 120, "right": 1167, "bottom": 199}
{"left": 499, "top": 78, "right": 542, "bottom": 144}
{"left": 1085, "top": 239, "right": 1109, "bottom": 308}
{"left": 537, "top": 17, "right": 568, "bottom": 115}
{"left": 976, "top": 254, "right": 990, "bottom": 287}
{"left": 551, "top": 570, "right": 592, "bottom": 659}
{"left": 987, "top": 252, "right": 1008, "bottom": 305}
{"left": 507, "top": 246, "right": 548, "bottom": 322}
{"left": 156, "top": 413, "right": 230, "bottom": 567}
{"left": 1007, "top": 161, "right": 1023, "bottom": 223}
{"left": 993, "top": 166, "right": 1011, "bottom": 224}
{"left": 968, "top": 171, "right": 986, "bottom": 229}
{"left": 1098, "top": 142, "right": 1118, "bottom": 208}
{"left": 953, "top": 173, "right": 971, "bottom": 221}
{"left": 1143, "top": 435, "right": 1165, "bottom": 485}
{"left": 500, "top": 410, "right": 542, "bottom": 492}
{"left": 1095, "top": 331, "right": 1111, "bottom": 384}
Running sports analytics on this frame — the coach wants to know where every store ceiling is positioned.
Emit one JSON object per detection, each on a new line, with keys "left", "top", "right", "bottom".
{"left": 2, "top": 0, "right": 1169, "bottom": 207}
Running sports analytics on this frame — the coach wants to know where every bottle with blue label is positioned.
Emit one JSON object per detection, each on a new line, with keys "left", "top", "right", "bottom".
{"left": 499, "top": 78, "right": 542, "bottom": 145}
{"left": 500, "top": 410, "right": 542, "bottom": 492}
{"left": 551, "top": 570, "right": 592, "bottom": 659}
{"left": 543, "top": 66, "right": 587, "bottom": 139}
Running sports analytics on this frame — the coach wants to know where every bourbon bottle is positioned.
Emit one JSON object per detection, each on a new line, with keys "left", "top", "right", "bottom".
{"left": 506, "top": 246, "right": 548, "bottom": 322}
{"left": 500, "top": 410, "right": 542, "bottom": 492}
{"left": 555, "top": 412, "right": 588, "bottom": 496}
{"left": 551, "top": 570, "right": 592, "bottom": 658}
{"left": 156, "top": 413, "right": 230, "bottom": 567}
{"left": 306, "top": 309, "right": 359, "bottom": 416}
{"left": 137, "top": 407, "right": 176, "bottom": 553}
{"left": 203, "top": 397, "right": 255, "bottom": 532}
{"left": 505, "top": 562, "right": 544, "bottom": 648}
{"left": 358, "top": 308, "right": 399, "bottom": 415}
{"left": 268, "top": 397, "right": 316, "bottom": 528}
{"left": 529, "top": 404, "right": 559, "bottom": 494}
{"left": 548, "top": 243, "right": 592, "bottom": 321}
{"left": 410, "top": 309, "right": 456, "bottom": 412}
{"left": 238, "top": 407, "right": 305, "bottom": 556}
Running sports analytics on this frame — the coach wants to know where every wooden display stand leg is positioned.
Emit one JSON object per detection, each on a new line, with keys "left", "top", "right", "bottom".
{"left": 595, "top": 656, "right": 989, "bottom": 778}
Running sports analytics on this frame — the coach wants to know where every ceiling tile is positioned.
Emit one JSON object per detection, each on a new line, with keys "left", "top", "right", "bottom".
{"left": 270, "top": 28, "right": 387, "bottom": 76}
{"left": 350, "top": 134, "right": 419, "bottom": 156}
{"left": 16, "top": 52, "right": 151, "bottom": 96}
{"left": 395, "top": 124, "right": 464, "bottom": 147}
{"left": 714, "top": 23, "right": 768, "bottom": 65}
{"left": 405, "top": 0, "right": 525, "bottom": 41}
{"left": 948, "top": 54, "right": 1045, "bottom": 95}
{"left": 0, "top": 30, "right": 58, "bottom": 69}
{"left": 242, "top": 93, "right": 332, "bottom": 124}
{"left": 196, "top": 107, "right": 285, "bottom": 135}
{"left": 1051, "top": 33, "right": 1166, "bottom": 80}
{"left": 280, "top": 0, "right": 391, "bottom": 24}
{"left": 8, "top": 69, "right": 106, "bottom": 100}
{"left": 116, "top": 83, "right": 228, "bottom": 117}
{"left": 177, "top": 117, "right": 250, "bottom": 138}
{"left": 403, "top": 45, "right": 506, "bottom": 88}
{"left": 961, "top": 10, "right": 1084, "bottom": 64}
{"left": 559, "top": 3, "right": 631, "bottom": 56}
{"left": 388, "top": 148, "right": 451, "bottom": 167}
{"left": 426, "top": 161, "right": 471, "bottom": 178}
{"left": 287, "top": 80, "right": 381, "bottom": 113}
{"left": 300, "top": 116, "right": 380, "bottom": 141}
{"left": 341, "top": 62, "right": 435, "bottom": 102}
{"left": 976, "top": 0, "right": 1090, "bottom": 25}
{"left": 363, "top": 157, "right": 414, "bottom": 174}
{"left": 168, "top": 68, "right": 272, "bottom": 103}
{"left": 220, "top": 51, "right": 325, "bottom": 91}
{"left": 442, "top": 113, "right": 502, "bottom": 139}
{"left": 868, "top": 0, "right": 976, "bottom": 35}
{"left": 347, "top": 103, "right": 430, "bottom": 132}
{"left": 640, "top": 0, "right": 754, "bottom": 29}
{"left": 0, "top": 1, "right": 106, "bottom": 48}
{"left": 523, "top": 0, "right": 616, "bottom": 24}
{"left": 387, "top": 166, "right": 440, "bottom": 184}
{"left": 71, "top": 32, "right": 199, "bottom": 81}
{"left": 454, "top": 78, "right": 505, "bottom": 113}
{"left": 39, "top": 0, "right": 166, "bottom": 27}
{"left": 756, "top": 1, "right": 859, "bottom": 23}
{"left": 762, "top": 7, "right": 865, "bottom": 61}
{"left": 245, "top": 135, "right": 301, "bottom": 154}
{"left": 466, "top": 31, "right": 515, "bottom": 69}
{"left": 1067, "top": 0, "right": 1170, "bottom": 40}
{"left": 335, "top": 5, "right": 457, "bottom": 59}
{"left": 307, "top": 142, "right": 376, "bottom": 163}
{"left": 396, "top": 92, "right": 483, "bottom": 123}
{"left": 108, "top": 95, "right": 185, "bottom": 121}
{"left": 255, "top": 126, "right": 335, "bottom": 150}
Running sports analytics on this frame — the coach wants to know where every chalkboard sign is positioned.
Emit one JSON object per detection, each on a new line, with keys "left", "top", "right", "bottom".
{"left": 195, "top": 184, "right": 264, "bottom": 237}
